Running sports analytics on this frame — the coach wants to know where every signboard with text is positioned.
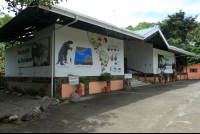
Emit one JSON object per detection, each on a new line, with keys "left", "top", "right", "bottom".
{"left": 124, "top": 73, "right": 132, "bottom": 79}
{"left": 68, "top": 75, "right": 79, "bottom": 86}
{"left": 18, "top": 37, "right": 50, "bottom": 68}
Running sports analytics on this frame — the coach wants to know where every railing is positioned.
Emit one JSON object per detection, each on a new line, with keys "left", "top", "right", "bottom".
{"left": 127, "top": 68, "right": 150, "bottom": 83}
{"left": 176, "top": 67, "right": 186, "bottom": 73}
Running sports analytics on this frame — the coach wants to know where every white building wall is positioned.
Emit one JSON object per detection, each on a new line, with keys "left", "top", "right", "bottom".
{"left": 124, "top": 41, "right": 154, "bottom": 73}
{"left": 54, "top": 26, "right": 124, "bottom": 77}
{"left": 153, "top": 48, "right": 175, "bottom": 74}
{"left": 5, "top": 24, "right": 55, "bottom": 77}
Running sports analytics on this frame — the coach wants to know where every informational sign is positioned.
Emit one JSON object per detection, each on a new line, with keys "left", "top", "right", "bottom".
{"left": 18, "top": 37, "right": 50, "bottom": 68}
{"left": 68, "top": 75, "right": 79, "bottom": 86}
{"left": 158, "top": 54, "right": 172, "bottom": 69}
{"left": 124, "top": 73, "right": 132, "bottom": 79}
{"left": 55, "top": 26, "right": 124, "bottom": 77}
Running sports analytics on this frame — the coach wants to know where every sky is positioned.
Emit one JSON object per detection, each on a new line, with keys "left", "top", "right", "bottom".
{"left": 1, "top": 0, "right": 200, "bottom": 28}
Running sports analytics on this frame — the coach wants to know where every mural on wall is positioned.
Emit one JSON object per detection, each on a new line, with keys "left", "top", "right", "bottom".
{"left": 55, "top": 27, "right": 124, "bottom": 76}
{"left": 18, "top": 37, "right": 50, "bottom": 67}
{"left": 87, "top": 32, "right": 109, "bottom": 73}
{"left": 158, "top": 54, "right": 172, "bottom": 69}
{"left": 56, "top": 41, "right": 73, "bottom": 65}
{"left": 74, "top": 47, "right": 93, "bottom": 65}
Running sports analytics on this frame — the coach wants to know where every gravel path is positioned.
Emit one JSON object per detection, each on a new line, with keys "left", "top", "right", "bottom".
{"left": 0, "top": 93, "right": 55, "bottom": 120}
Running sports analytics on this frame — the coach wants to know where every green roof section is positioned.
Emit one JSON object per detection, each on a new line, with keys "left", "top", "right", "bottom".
{"left": 134, "top": 27, "right": 158, "bottom": 35}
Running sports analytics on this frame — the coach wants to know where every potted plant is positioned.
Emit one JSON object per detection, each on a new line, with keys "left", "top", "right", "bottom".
{"left": 75, "top": 76, "right": 90, "bottom": 97}
{"left": 163, "top": 73, "right": 168, "bottom": 83}
{"left": 170, "top": 71, "right": 176, "bottom": 82}
{"left": 101, "top": 72, "right": 113, "bottom": 93}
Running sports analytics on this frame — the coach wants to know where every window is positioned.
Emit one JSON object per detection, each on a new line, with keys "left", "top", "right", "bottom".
{"left": 190, "top": 68, "right": 197, "bottom": 73}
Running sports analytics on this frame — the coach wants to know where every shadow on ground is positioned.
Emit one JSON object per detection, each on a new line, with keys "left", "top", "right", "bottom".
{"left": 1, "top": 79, "right": 200, "bottom": 133}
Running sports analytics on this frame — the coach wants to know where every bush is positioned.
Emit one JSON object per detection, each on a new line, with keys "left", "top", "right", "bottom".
{"left": 23, "top": 88, "right": 39, "bottom": 97}
{"left": 79, "top": 76, "right": 90, "bottom": 85}
{"left": 163, "top": 73, "right": 168, "bottom": 80}
{"left": 170, "top": 71, "right": 176, "bottom": 79}
{"left": 101, "top": 72, "right": 113, "bottom": 82}
{"left": 11, "top": 85, "right": 20, "bottom": 92}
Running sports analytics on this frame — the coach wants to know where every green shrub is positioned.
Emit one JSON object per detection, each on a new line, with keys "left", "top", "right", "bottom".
{"left": 23, "top": 88, "right": 39, "bottom": 97}
{"left": 79, "top": 76, "right": 90, "bottom": 85}
{"left": 101, "top": 72, "right": 113, "bottom": 82}
{"left": 170, "top": 71, "right": 176, "bottom": 79}
{"left": 163, "top": 73, "right": 168, "bottom": 80}
{"left": 11, "top": 85, "right": 19, "bottom": 92}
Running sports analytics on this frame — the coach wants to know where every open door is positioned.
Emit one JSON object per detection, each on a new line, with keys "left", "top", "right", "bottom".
{"left": 124, "top": 57, "right": 127, "bottom": 73}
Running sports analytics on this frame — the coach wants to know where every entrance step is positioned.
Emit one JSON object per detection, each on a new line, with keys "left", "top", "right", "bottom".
{"left": 131, "top": 83, "right": 152, "bottom": 88}
{"left": 129, "top": 78, "right": 152, "bottom": 87}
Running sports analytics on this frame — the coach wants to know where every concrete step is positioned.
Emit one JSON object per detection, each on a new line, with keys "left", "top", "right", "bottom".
{"left": 131, "top": 83, "right": 152, "bottom": 88}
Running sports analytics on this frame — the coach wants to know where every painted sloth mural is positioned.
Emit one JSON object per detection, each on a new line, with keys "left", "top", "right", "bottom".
{"left": 56, "top": 41, "right": 73, "bottom": 65}
{"left": 32, "top": 43, "right": 49, "bottom": 67}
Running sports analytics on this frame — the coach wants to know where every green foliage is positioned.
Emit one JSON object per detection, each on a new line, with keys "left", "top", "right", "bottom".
{"left": 192, "top": 24, "right": 200, "bottom": 47}
{"left": 79, "top": 76, "right": 90, "bottom": 85}
{"left": 101, "top": 72, "right": 113, "bottom": 82}
{"left": 170, "top": 71, "right": 176, "bottom": 79}
{"left": 163, "top": 73, "right": 168, "bottom": 80}
{"left": 0, "top": 12, "right": 13, "bottom": 28}
{"left": 23, "top": 88, "right": 39, "bottom": 96}
{"left": 158, "top": 10, "right": 198, "bottom": 44}
{"left": 11, "top": 85, "right": 20, "bottom": 92}
{"left": 186, "top": 44, "right": 200, "bottom": 66}
{"left": 1, "top": 0, "right": 64, "bottom": 15}
{"left": 126, "top": 22, "right": 158, "bottom": 31}
{"left": 0, "top": 13, "right": 13, "bottom": 76}
{"left": 167, "top": 38, "right": 186, "bottom": 50}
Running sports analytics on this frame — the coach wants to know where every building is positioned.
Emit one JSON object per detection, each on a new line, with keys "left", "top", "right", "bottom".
{"left": 0, "top": 5, "right": 197, "bottom": 99}
{"left": 183, "top": 64, "right": 200, "bottom": 79}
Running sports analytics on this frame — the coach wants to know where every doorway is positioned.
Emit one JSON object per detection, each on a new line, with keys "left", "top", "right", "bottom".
{"left": 124, "top": 58, "right": 127, "bottom": 73}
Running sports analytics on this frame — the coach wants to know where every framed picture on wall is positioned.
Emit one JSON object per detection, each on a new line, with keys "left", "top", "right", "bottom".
{"left": 18, "top": 37, "right": 50, "bottom": 68}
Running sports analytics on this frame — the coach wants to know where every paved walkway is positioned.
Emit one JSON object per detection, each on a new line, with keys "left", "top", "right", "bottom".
{"left": 1, "top": 79, "right": 200, "bottom": 133}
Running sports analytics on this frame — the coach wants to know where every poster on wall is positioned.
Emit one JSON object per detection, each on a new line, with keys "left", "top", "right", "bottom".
{"left": 158, "top": 54, "right": 172, "bottom": 69}
{"left": 55, "top": 27, "right": 124, "bottom": 76}
{"left": 18, "top": 37, "right": 50, "bottom": 68}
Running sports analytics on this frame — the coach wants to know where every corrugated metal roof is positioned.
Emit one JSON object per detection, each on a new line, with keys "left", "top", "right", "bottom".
{"left": 134, "top": 27, "right": 158, "bottom": 35}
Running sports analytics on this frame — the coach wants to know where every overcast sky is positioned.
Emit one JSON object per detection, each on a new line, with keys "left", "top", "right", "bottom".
{"left": 1, "top": 0, "right": 200, "bottom": 28}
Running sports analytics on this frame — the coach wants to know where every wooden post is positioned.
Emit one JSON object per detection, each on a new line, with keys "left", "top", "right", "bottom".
{"left": 138, "top": 72, "right": 139, "bottom": 79}
{"left": 145, "top": 74, "right": 146, "bottom": 83}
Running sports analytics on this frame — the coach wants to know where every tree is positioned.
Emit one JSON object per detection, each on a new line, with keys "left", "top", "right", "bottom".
{"left": 0, "top": 13, "right": 13, "bottom": 75}
{"left": 158, "top": 10, "right": 198, "bottom": 44}
{"left": 191, "top": 24, "right": 200, "bottom": 47}
{"left": 186, "top": 44, "right": 200, "bottom": 66}
{"left": 167, "top": 38, "right": 186, "bottom": 50}
{"left": 0, "top": 12, "right": 13, "bottom": 28}
{"left": 0, "top": 0, "right": 64, "bottom": 15}
{"left": 0, "top": 43, "right": 5, "bottom": 75}
{"left": 126, "top": 22, "right": 158, "bottom": 31}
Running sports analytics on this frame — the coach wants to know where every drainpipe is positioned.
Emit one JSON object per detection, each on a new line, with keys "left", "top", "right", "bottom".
{"left": 51, "top": 15, "right": 79, "bottom": 99}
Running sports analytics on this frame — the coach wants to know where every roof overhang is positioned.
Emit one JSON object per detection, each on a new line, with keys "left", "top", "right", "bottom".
{"left": 0, "top": 5, "right": 145, "bottom": 43}
{"left": 136, "top": 27, "right": 198, "bottom": 57}
{"left": 169, "top": 46, "right": 198, "bottom": 57}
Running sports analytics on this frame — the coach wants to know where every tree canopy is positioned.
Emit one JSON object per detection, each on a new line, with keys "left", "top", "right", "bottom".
{"left": 158, "top": 10, "right": 198, "bottom": 44}
{"left": 0, "top": 12, "right": 13, "bottom": 28}
{"left": 126, "top": 10, "right": 199, "bottom": 66}
{"left": 0, "top": 0, "right": 64, "bottom": 15}
{"left": 126, "top": 22, "right": 158, "bottom": 31}
{"left": 0, "top": 12, "right": 13, "bottom": 75}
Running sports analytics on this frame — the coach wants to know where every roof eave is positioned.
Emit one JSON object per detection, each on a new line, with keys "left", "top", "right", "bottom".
{"left": 39, "top": 5, "right": 145, "bottom": 40}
